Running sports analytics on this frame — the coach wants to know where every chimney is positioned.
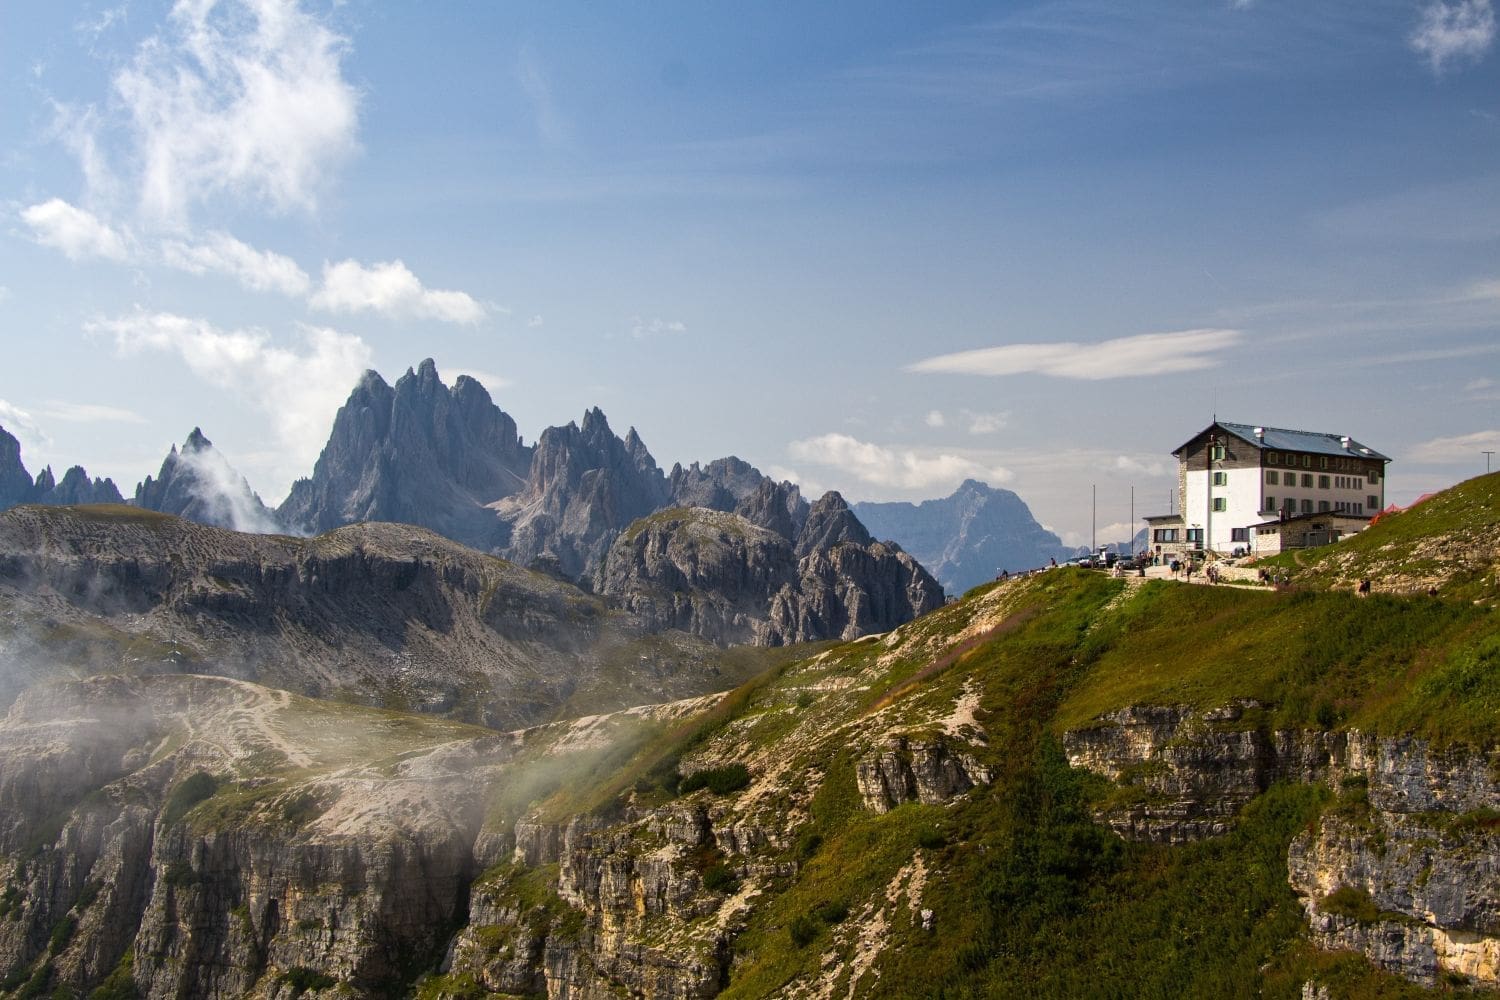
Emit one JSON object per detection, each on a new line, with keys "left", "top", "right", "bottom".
{"left": 1340, "top": 436, "right": 1351, "bottom": 450}
{"left": 1254, "top": 427, "right": 1264, "bottom": 440}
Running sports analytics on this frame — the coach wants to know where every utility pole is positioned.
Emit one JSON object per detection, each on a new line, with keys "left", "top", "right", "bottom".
{"left": 1092, "top": 484, "right": 1096, "bottom": 555}
{"left": 1130, "top": 485, "right": 1135, "bottom": 556}
{"left": 1485, "top": 451, "right": 1495, "bottom": 475}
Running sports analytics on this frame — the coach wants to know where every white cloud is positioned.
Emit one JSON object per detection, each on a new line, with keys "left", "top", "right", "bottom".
{"left": 38, "top": 402, "right": 147, "bottom": 425}
{"left": 1465, "top": 377, "right": 1496, "bottom": 392}
{"left": 766, "top": 464, "right": 825, "bottom": 497}
{"left": 173, "top": 443, "right": 282, "bottom": 534}
{"left": 21, "top": 198, "right": 133, "bottom": 261}
{"left": 1411, "top": 0, "right": 1496, "bottom": 73}
{"left": 110, "top": 0, "right": 360, "bottom": 223}
{"left": 1406, "top": 428, "right": 1500, "bottom": 464}
{"left": 1114, "top": 454, "right": 1171, "bottom": 477}
{"left": 310, "top": 259, "right": 485, "bottom": 324}
{"left": 0, "top": 400, "right": 51, "bottom": 463}
{"left": 965, "top": 410, "right": 1008, "bottom": 434}
{"left": 907, "top": 329, "right": 1241, "bottom": 380}
{"left": 787, "top": 432, "right": 1013, "bottom": 492}
{"left": 527, "top": 314, "right": 544, "bottom": 328}
{"left": 924, "top": 409, "right": 946, "bottom": 428}
{"left": 629, "top": 316, "right": 687, "bottom": 339}
{"left": 160, "top": 231, "right": 310, "bottom": 296}
{"left": 92, "top": 311, "right": 372, "bottom": 490}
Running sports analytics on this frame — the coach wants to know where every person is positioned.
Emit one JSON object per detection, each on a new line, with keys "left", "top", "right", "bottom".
{"left": 1357, "top": 578, "right": 1371, "bottom": 597}
{"left": 1049, "top": 557, "right": 1057, "bottom": 568}
{"left": 1170, "top": 559, "right": 1180, "bottom": 577}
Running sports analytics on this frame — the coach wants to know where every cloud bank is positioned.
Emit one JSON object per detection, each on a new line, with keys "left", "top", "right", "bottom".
{"left": 311, "top": 259, "right": 486, "bottom": 323}
{"left": 1411, "top": 0, "right": 1496, "bottom": 73}
{"left": 787, "top": 432, "right": 1013, "bottom": 492}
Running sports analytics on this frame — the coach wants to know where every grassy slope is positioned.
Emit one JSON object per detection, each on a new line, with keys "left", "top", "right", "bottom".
{"left": 491, "top": 562, "right": 1495, "bottom": 998}
{"left": 1272, "top": 471, "right": 1500, "bottom": 604}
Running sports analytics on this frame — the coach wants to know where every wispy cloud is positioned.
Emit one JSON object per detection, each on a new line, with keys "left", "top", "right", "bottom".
{"left": 1406, "top": 428, "right": 1500, "bottom": 463}
{"left": 515, "top": 44, "right": 571, "bottom": 146}
{"left": 908, "top": 329, "right": 1241, "bottom": 380}
{"left": 110, "top": 0, "right": 360, "bottom": 224}
{"left": 787, "top": 432, "right": 1013, "bottom": 491}
{"left": 0, "top": 400, "right": 50, "bottom": 461}
{"left": 160, "top": 231, "right": 311, "bottom": 296}
{"left": 629, "top": 316, "right": 687, "bottom": 339}
{"left": 1114, "top": 454, "right": 1171, "bottom": 478}
{"left": 21, "top": 198, "right": 133, "bottom": 261}
{"left": 311, "top": 259, "right": 485, "bottom": 324}
{"left": 924, "top": 409, "right": 946, "bottom": 428}
{"left": 1411, "top": 0, "right": 1496, "bottom": 73}
{"left": 38, "top": 401, "right": 147, "bottom": 425}
{"left": 965, "top": 410, "right": 1008, "bottom": 434}
{"left": 527, "top": 314, "right": 544, "bottom": 328}
{"left": 91, "top": 310, "right": 372, "bottom": 490}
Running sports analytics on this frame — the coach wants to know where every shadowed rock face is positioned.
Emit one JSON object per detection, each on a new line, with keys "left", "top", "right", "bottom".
{"left": 0, "top": 505, "right": 742, "bottom": 726}
{"left": 853, "top": 479, "right": 1068, "bottom": 593}
{"left": 599, "top": 502, "right": 946, "bottom": 646}
{"left": 0, "top": 423, "right": 122, "bottom": 511}
{"left": 278, "top": 361, "right": 533, "bottom": 550}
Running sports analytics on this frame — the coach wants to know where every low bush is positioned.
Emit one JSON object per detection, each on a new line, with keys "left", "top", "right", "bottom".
{"left": 678, "top": 763, "right": 752, "bottom": 796}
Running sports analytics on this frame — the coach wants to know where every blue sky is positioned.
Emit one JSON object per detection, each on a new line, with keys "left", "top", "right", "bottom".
{"left": 1, "top": 0, "right": 1497, "bottom": 546}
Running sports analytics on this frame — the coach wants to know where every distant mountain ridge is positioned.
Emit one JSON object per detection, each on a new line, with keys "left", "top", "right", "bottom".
{"left": 0, "top": 424, "right": 122, "bottom": 511}
{"left": 134, "top": 428, "right": 281, "bottom": 533}
{"left": 853, "top": 479, "right": 1069, "bottom": 594}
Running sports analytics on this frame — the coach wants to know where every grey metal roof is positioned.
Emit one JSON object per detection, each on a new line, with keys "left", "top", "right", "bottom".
{"left": 1185, "top": 421, "right": 1391, "bottom": 462}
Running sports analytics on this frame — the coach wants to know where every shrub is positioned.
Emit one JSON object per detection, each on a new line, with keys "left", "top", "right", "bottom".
{"left": 678, "top": 763, "right": 751, "bottom": 796}
{"left": 278, "top": 967, "right": 336, "bottom": 998}
{"left": 788, "top": 914, "right": 820, "bottom": 948}
{"left": 161, "top": 861, "right": 197, "bottom": 888}
{"left": 916, "top": 828, "right": 947, "bottom": 850}
{"left": 794, "top": 829, "right": 822, "bottom": 861}
{"left": 1318, "top": 885, "right": 1381, "bottom": 924}
{"left": 47, "top": 916, "right": 77, "bottom": 956}
{"left": 702, "top": 863, "right": 737, "bottom": 894}
{"left": 161, "top": 772, "right": 218, "bottom": 828}
{"left": 811, "top": 900, "right": 849, "bottom": 925}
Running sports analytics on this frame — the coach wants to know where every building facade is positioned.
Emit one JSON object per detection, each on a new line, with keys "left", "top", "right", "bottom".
{"left": 1144, "top": 421, "right": 1389, "bottom": 558}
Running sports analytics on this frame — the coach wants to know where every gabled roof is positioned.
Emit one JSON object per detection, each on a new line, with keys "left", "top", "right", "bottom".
{"left": 1174, "top": 421, "right": 1391, "bottom": 462}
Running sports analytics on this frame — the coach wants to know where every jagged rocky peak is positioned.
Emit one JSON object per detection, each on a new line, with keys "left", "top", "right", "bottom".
{"left": 796, "top": 489, "right": 873, "bottom": 556}
{"left": 134, "top": 428, "right": 280, "bottom": 534}
{"left": 0, "top": 422, "right": 123, "bottom": 511}
{"left": 278, "top": 359, "right": 531, "bottom": 548}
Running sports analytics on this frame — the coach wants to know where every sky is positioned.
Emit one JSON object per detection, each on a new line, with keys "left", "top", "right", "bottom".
{"left": 1, "top": 0, "right": 1497, "bottom": 548}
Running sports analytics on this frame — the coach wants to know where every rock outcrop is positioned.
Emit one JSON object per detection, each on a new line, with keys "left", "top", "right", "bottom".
{"left": 599, "top": 502, "right": 947, "bottom": 646}
{"left": 853, "top": 479, "right": 1067, "bottom": 594}
{"left": 0, "top": 504, "right": 747, "bottom": 725}
{"left": 134, "top": 428, "right": 281, "bottom": 533}
{"left": 498, "top": 409, "right": 671, "bottom": 583}
{"left": 1064, "top": 702, "right": 1500, "bottom": 989}
{"left": 0, "top": 423, "right": 122, "bottom": 511}
{"left": 855, "top": 736, "right": 995, "bottom": 813}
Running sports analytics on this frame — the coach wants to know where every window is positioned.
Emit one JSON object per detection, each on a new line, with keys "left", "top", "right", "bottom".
{"left": 1318, "top": 500, "right": 1330, "bottom": 512}
{"left": 1264, "top": 496, "right": 1276, "bottom": 511}
{"left": 1367, "top": 468, "right": 1378, "bottom": 482}
{"left": 1153, "top": 528, "right": 1178, "bottom": 542}
{"left": 1301, "top": 499, "right": 1313, "bottom": 513}
{"left": 1231, "top": 527, "right": 1249, "bottom": 542}
{"left": 1186, "top": 528, "right": 1204, "bottom": 546}
{"left": 1268, "top": 452, "right": 1279, "bottom": 465}
{"left": 1212, "top": 497, "right": 1227, "bottom": 512}
{"left": 1318, "top": 475, "right": 1330, "bottom": 489}
{"left": 1301, "top": 474, "right": 1314, "bottom": 488}
{"left": 1265, "top": 471, "right": 1278, "bottom": 485}
{"left": 1210, "top": 444, "right": 1226, "bottom": 461}
{"left": 1212, "top": 471, "right": 1227, "bottom": 486}
{"left": 1304, "top": 455, "right": 1312, "bottom": 468}
{"left": 1368, "top": 495, "right": 1379, "bottom": 509}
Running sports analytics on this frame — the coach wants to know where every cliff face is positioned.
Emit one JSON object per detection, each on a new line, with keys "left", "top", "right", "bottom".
{"left": 0, "top": 675, "right": 512, "bottom": 1000}
{"left": 0, "top": 505, "right": 751, "bottom": 726}
{"left": 278, "top": 362, "right": 532, "bottom": 550}
{"left": 598, "top": 501, "right": 947, "bottom": 647}
{"left": 1064, "top": 702, "right": 1500, "bottom": 988}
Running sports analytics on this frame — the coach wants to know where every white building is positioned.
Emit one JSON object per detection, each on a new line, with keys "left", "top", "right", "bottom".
{"left": 1143, "top": 421, "right": 1390, "bottom": 558}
